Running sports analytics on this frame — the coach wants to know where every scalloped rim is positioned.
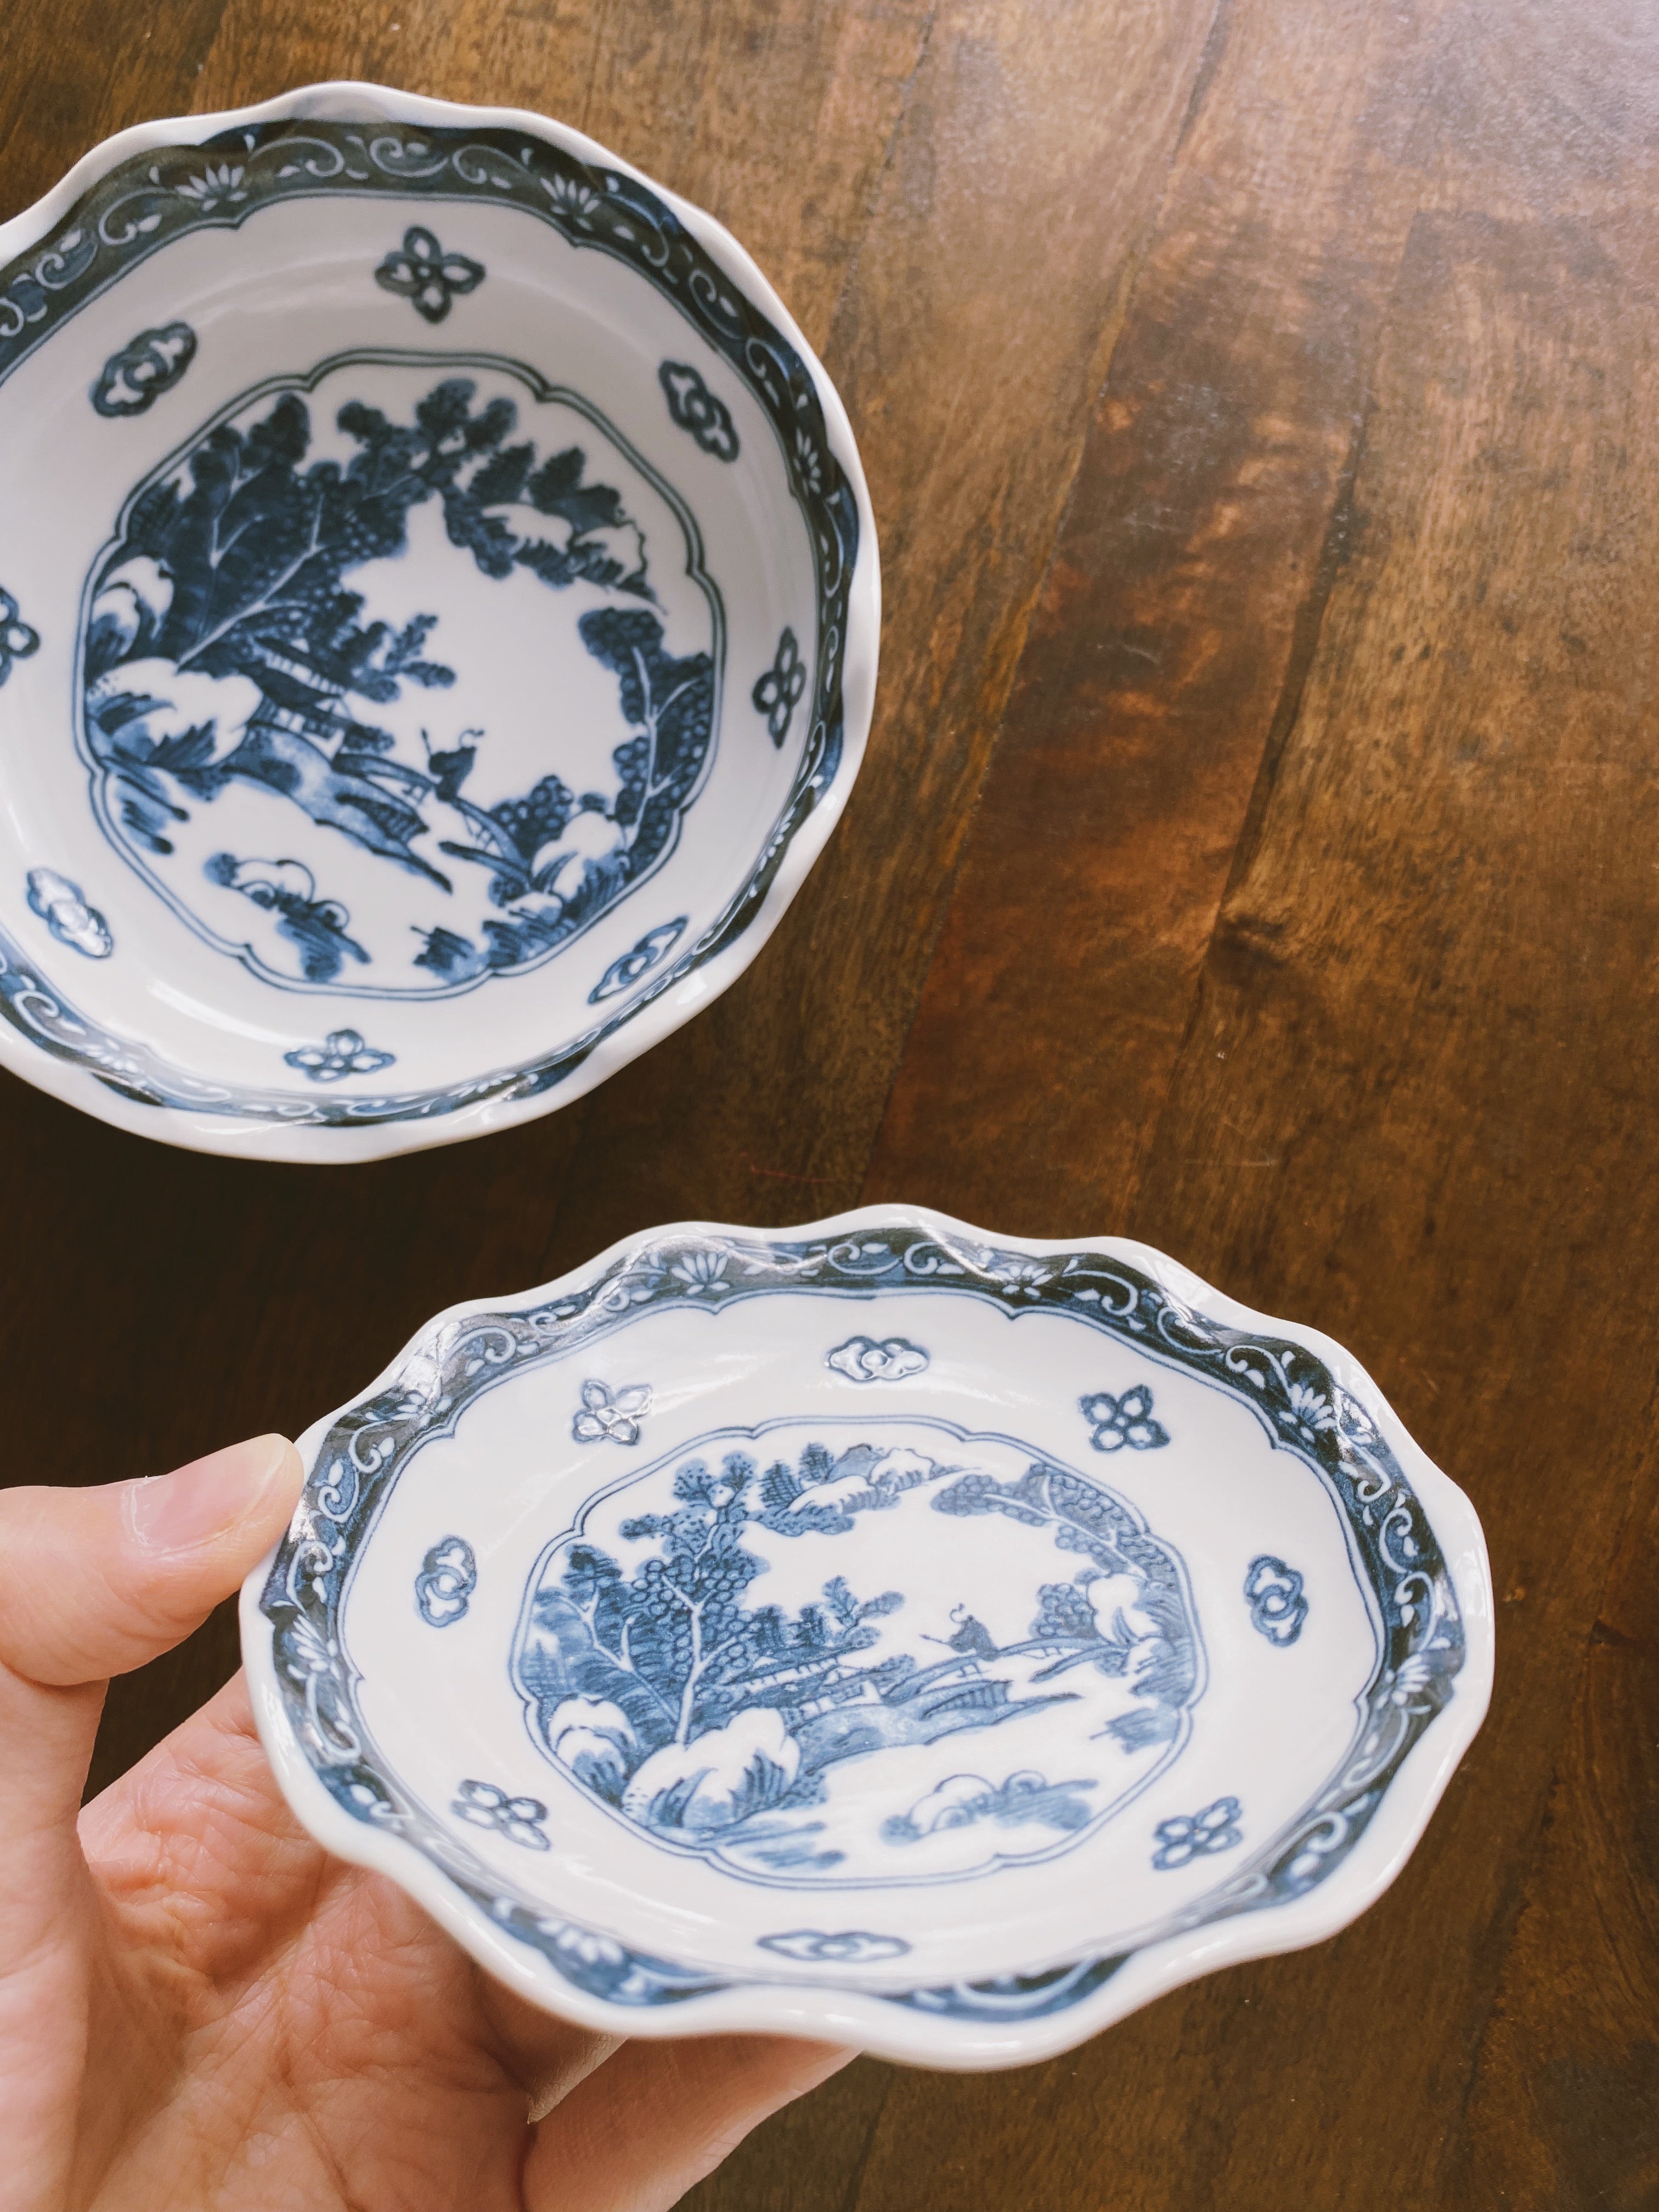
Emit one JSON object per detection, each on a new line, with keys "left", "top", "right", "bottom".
{"left": 0, "top": 82, "right": 879, "bottom": 1161}
{"left": 239, "top": 1205, "right": 1492, "bottom": 2069}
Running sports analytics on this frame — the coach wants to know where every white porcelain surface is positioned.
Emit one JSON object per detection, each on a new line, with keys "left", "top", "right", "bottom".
{"left": 241, "top": 1208, "right": 1492, "bottom": 2069}
{"left": 0, "top": 84, "right": 876, "bottom": 1158}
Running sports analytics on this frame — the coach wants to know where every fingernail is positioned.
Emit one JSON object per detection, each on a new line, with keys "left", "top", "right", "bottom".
{"left": 126, "top": 1434, "right": 295, "bottom": 1553}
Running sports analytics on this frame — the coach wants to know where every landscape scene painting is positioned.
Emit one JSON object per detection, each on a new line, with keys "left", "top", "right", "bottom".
{"left": 513, "top": 1421, "right": 1200, "bottom": 1886}
{"left": 77, "top": 358, "right": 719, "bottom": 997}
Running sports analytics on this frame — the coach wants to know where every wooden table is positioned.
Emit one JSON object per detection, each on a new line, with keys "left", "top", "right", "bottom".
{"left": 2, "top": 2, "right": 1653, "bottom": 2203}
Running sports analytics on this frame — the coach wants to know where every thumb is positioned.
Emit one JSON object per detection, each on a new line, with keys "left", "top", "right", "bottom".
{"left": 0, "top": 1436, "right": 303, "bottom": 1838}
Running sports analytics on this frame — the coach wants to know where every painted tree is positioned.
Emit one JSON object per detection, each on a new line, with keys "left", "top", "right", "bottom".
{"left": 525, "top": 1448, "right": 902, "bottom": 1767}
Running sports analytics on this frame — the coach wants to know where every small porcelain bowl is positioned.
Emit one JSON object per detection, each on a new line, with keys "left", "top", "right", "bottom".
{"left": 241, "top": 1207, "right": 1492, "bottom": 2069}
{"left": 0, "top": 84, "right": 876, "bottom": 1160}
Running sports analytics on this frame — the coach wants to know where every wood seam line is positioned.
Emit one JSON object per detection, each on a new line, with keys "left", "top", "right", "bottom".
{"left": 1124, "top": 391, "right": 1373, "bottom": 1211}
{"left": 822, "top": 1, "right": 940, "bottom": 356}
{"left": 1173, "top": 0, "right": 1233, "bottom": 160}
{"left": 835, "top": 2073, "right": 895, "bottom": 2212}
{"left": 852, "top": 13, "right": 1231, "bottom": 1212}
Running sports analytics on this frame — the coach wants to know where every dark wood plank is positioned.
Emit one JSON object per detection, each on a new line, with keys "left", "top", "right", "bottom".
{"left": 860, "top": 0, "right": 1437, "bottom": 1231}
{"left": 1461, "top": 1431, "right": 1659, "bottom": 2206}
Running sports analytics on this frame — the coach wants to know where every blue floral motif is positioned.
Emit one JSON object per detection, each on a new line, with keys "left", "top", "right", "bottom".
{"left": 658, "top": 360, "right": 739, "bottom": 460}
{"left": 452, "top": 1778, "right": 550, "bottom": 1851}
{"left": 26, "top": 869, "right": 112, "bottom": 959}
{"left": 752, "top": 627, "right": 807, "bottom": 746}
{"left": 572, "top": 1379, "right": 652, "bottom": 1446}
{"left": 1244, "top": 1555, "right": 1308, "bottom": 1646}
{"left": 375, "top": 225, "right": 485, "bottom": 322}
{"left": 174, "top": 162, "right": 246, "bottom": 211}
{"left": 1080, "top": 1386, "right": 1169, "bottom": 1453}
{"left": 284, "top": 1029, "right": 396, "bottom": 1082}
{"left": 825, "top": 1335, "right": 929, "bottom": 1383}
{"left": 1279, "top": 1381, "right": 1338, "bottom": 1446}
{"left": 416, "top": 1536, "right": 477, "bottom": 1627}
{"left": 0, "top": 586, "right": 38, "bottom": 687}
{"left": 1152, "top": 1796, "right": 1243, "bottom": 1870}
{"left": 758, "top": 1930, "right": 910, "bottom": 1963}
{"left": 670, "top": 1251, "right": 730, "bottom": 1294}
{"left": 588, "top": 918, "right": 689, "bottom": 1004}
{"left": 91, "top": 321, "right": 196, "bottom": 416}
{"left": 982, "top": 1256, "right": 1055, "bottom": 1299}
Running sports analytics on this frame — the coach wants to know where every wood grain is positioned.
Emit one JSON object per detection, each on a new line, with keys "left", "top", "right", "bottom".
{"left": 1, "top": 0, "right": 1655, "bottom": 2204}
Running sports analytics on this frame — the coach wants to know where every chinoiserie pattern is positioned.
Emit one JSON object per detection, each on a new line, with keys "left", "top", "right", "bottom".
{"left": 259, "top": 1222, "right": 1466, "bottom": 2021}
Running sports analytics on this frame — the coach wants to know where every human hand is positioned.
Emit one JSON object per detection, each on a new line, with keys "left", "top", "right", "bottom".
{"left": 2, "top": 1437, "right": 848, "bottom": 2210}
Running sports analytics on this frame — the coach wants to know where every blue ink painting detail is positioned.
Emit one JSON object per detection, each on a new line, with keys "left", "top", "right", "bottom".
{"left": 572, "top": 1379, "right": 652, "bottom": 1446}
{"left": 258, "top": 1221, "right": 1468, "bottom": 2021}
{"left": 92, "top": 322, "right": 198, "bottom": 416}
{"left": 0, "top": 587, "right": 38, "bottom": 687}
{"left": 752, "top": 627, "right": 806, "bottom": 746}
{"left": 375, "top": 227, "right": 485, "bottom": 322}
{"left": 0, "top": 117, "right": 863, "bottom": 1132}
{"left": 588, "top": 917, "right": 688, "bottom": 1003}
{"left": 416, "top": 1536, "right": 477, "bottom": 1626}
{"left": 1152, "top": 1796, "right": 1243, "bottom": 1870}
{"left": 453, "top": 1778, "right": 550, "bottom": 1850}
{"left": 1244, "top": 1555, "right": 1308, "bottom": 1645}
{"left": 882, "top": 1770, "right": 1096, "bottom": 1845}
{"left": 79, "top": 360, "right": 719, "bottom": 998}
{"left": 514, "top": 1422, "right": 1199, "bottom": 1886}
{"left": 826, "top": 1336, "right": 929, "bottom": 1383}
{"left": 1080, "top": 1386, "right": 1170, "bottom": 1453}
{"left": 26, "top": 870, "right": 112, "bottom": 958}
{"left": 658, "top": 360, "right": 739, "bottom": 459}
{"left": 284, "top": 1029, "right": 396, "bottom": 1082}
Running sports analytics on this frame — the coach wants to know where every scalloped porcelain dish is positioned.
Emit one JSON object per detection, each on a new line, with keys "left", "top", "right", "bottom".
{"left": 241, "top": 1207, "right": 1492, "bottom": 2069}
{"left": 0, "top": 84, "right": 876, "bottom": 1160}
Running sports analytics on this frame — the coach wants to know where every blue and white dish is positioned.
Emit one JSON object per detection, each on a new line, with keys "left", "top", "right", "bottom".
{"left": 0, "top": 84, "right": 876, "bottom": 1158}
{"left": 240, "top": 1206, "right": 1493, "bottom": 2068}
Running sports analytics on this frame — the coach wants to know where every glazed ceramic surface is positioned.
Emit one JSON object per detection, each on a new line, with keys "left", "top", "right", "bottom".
{"left": 241, "top": 1208, "right": 1492, "bottom": 2068}
{"left": 0, "top": 84, "right": 876, "bottom": 1159}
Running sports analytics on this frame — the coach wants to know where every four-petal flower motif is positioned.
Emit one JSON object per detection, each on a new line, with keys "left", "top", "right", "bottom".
{"left": 1152, "top": 1796, "right": 1243, "bottom": 1870}
{"left": 375, "top": 225, "right": 486, "bottom": 324}
{"left": 1080, "top": 1385, "right": 1170, "bottom": 1453}
{"left": 0, "top": 586, "right": 40, "bottom": 687}
{"left": 572, "top": 1378, "right": 652, "bottom": 1446}
{"left": 984, "top": 1256, "right": 1053, "bottom": 1299}
{"left": 658, "top": 360, "right": 740, "bottom": 460}
{"left": 284, "top": 1029, "right": 397, "bottom": 1083}
{"left": 415, "top": 1536, "right": 477, "bottom": 1627}
{"left": 1243, "top": 1554, "right": 1307, "bottom": 1645}
{"left": 752, "top": 626, "right": 808, "bottom": 746}
{"left": 453, "top": 1778, "right": 550, "bottom": 1851}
